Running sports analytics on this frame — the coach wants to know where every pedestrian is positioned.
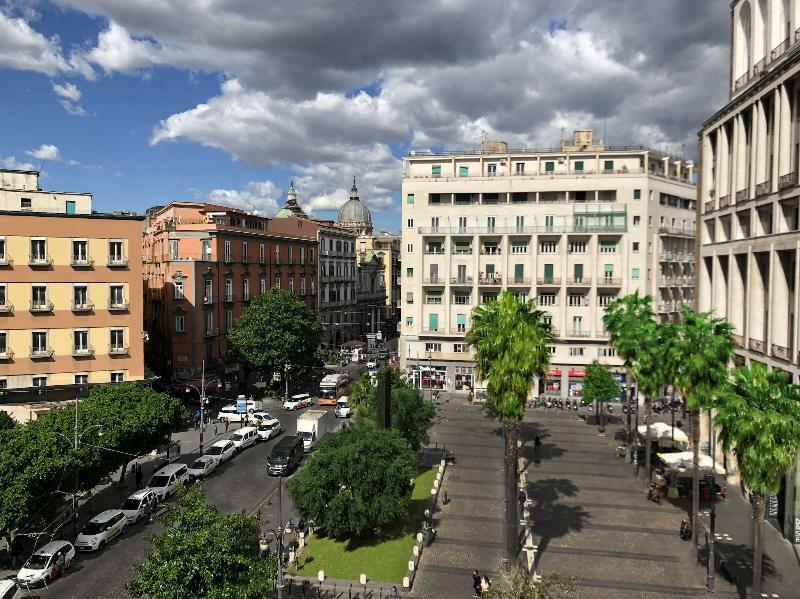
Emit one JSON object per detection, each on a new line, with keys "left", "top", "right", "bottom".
{"left": 224, "top": 418, "right": 229, "bottom": 433}
{"left": 388, "top": 585, "right": 401, "bottom": 598}
{"left": 135, "top": 463, "right": 143, "bottom": 490}
{"left": 534, "top": 435, "right": 541, "bottom": 453}
{"left": 214, "top": 422, "right": 218, "bottom": 436}
{"left": 472, "top": 570, "right": 481, "bottom": 597}
{"left": 54, "top": 550, "right": 65, "bottom": 579}
{"left": 480, "top": 575, "right": 490, "bottom": 595}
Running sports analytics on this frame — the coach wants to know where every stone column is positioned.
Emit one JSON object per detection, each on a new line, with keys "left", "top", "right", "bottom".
{"left": 730, "top": 253, "right": 746, "bottom": 337}
{"left": 770, "top": 249, "right": 791, "bottom": 353}
{"left": 748, "top": 251, "right": 766, "bottom": 345}
{"left": 779, "top": 83, "right": 793, "bottom": 177}
{"left": 756, "top": 100, "right": 768, "bottom": 187}
{"left": 750, "top": 104, "right": 759, "bottom": 197}
{"left": 772, "top": 88, "right": 782, "bottom": 192}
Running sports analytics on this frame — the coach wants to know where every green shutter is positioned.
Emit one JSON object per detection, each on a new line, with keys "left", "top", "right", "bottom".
{"left": 429, "top": 314, "right": 439, "bottom": 330}
{"left": 574, "top": 264, "right": 583, "bottom": 279}
{"left": 604, "top": 264, "right": 614, "bottom": 273}
{"left": 459, "top": 165, "right": 469, "bottom": 176}
{"left": 485, "top": 264, "right": 495, "bottom": 275}
{"left": 407, "top": 194, "right": 414, "bottom": 205}
{"left": 544, "top": 263, "right": 554, "bottom": 279}
{"left": 604, "top": 160, "right": 614, "bottom": 171}
{"left": 633, "top": 189, "right": 641, "bottom": 199}
{"left": 545, "top": 161, "right": 554, "bottom": 172}
{"left": 457, "top": 314, "right": 466, "bottom": 325}
{"left": 432, "top": 165, "right": 441, "bottom": 176}
{"left": 514, "top": 264, "right": 524, "bottom": 279}
{"left": 632, "top": 268, "right": 640, "bottom": 279}
{"left": 574, "top": 161, "right": 583, "bottom": 171}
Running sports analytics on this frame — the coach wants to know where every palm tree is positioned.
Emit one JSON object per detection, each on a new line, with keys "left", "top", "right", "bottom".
{"left": 670, "top": 307, "right": 733, "bottom": 546}
{"left": 468, "top": 290, "right": 553, "bottom": 462}
{"left": 714, "top": 364, "right": 800, "bottom": 599}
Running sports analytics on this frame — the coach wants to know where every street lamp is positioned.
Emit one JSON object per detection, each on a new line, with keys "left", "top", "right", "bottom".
{"left": 184, "top": 360, "right": 210, "bottom": 455}
{"left": 260, "top": 475, "right": 286, "bottom": 598}
{"left": 54, "top": 417, "right": 104, "bottom": 534}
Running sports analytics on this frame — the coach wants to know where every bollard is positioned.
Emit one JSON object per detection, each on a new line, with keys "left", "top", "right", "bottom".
{"left": 433, "top": 479, "right": 439, "bottom": 489}
{"left": 380, "top": 586, "right": 383, "bottom": 599}
{"left": 440, "top": 459, "right": 446, "bottom": 467}
{"left": 303, "top": 580, "right": 308, "bottom": 598}
{"left": 408, "top": 559, "right": 415, "bottom": 571}
{"left": 402, "top": 576, "right": 410, "bottom": 589}
{"left": 412, "top": 545, "right": 419, "bottom": 557}
{"left": 416, "top": 532, "right": 423, "bottom": 543}
{"left": 349, "top": 583, "right": 352, "bottom": 599}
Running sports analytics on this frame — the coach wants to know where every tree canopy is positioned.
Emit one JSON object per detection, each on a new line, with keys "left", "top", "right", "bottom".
{"left": 582, "top": 361, "right": 619, "bottom": 406}
{"left": 288, "top": 423, "right": 416, "bottom": 539}
{"left": 0, "top": 384, "right": 185, "bottom": 535}
{"left": 484, "top": 564, "right": 576, "bottom": 599}
{"left": 128, "top": 486, "right": 276, "bottom": 599}
{"left": 228, "top": 287, "right": 323, "bottom": 372}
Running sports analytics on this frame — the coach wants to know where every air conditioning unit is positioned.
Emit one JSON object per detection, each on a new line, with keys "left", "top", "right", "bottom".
{"left": 558, "top": 157, "right": 565, "bottom": 164}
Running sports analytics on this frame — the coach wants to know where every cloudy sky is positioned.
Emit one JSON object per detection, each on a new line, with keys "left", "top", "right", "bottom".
{"left": 0, "top": 0, "right": 730, "bottom": 230}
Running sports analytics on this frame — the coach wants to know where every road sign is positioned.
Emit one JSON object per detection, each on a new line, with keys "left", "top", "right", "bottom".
{"left": 236, "top": 398, "right": 247, "bottom": 414}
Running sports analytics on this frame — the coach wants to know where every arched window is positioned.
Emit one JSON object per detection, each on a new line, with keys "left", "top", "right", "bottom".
{"left": 737, "top": 1, "right": 753, "bottom": 78}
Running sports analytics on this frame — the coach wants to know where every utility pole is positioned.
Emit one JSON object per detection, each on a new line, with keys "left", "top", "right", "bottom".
{"left": 73, "top": 394, "right": 79, "bottom": 534}
{"left": 277, "top": 475, "right": 284, "bottom": 599}
{"left": 199, "top": 360, "right": 205, "bottom": 455}
{"left": 707, "top": 410, "right": 716, "bottom": 592}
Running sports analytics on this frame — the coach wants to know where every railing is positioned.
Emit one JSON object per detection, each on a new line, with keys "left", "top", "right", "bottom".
{"left": 72, "top": 345, "right": 95, "bottom": 357}
{"left": 478, "top": 275, "right": 503, "bottom": 285}
{"left": 736, "top": 189, "right": 747, "bottom": 203}
{"left": 204, "top": 328, "right": 219, "bottom": 337}
{"left": 704, "top": 199, "right": 715, "bottom": 213}
{"left": 771, "top": 37, "right": 790, "bottom": 61}
{"left": 658, "top": 302, "right": 675, "bottom": 312}
{"left": 507, "top": 278, "right": 532, "bottom": 286}
{"left": 30, "top": 301, "right": 54, "bottom": 312}
{"left": 598, "top": 277, "right": 622, "bottom": 286}
{"left": 422, "top": 278, "right": 445, "bottom": 285}
{"left": 772, "top": 344, "right": 792, "bottom": 361}
{"left": 30, "top": 346, "right": 54, "bottom": 358}
{"left": 732, "top": 333, "right": 744, "bottom": 348}
{"left": 658, "top": 226, "right": 695, "bottom": 237}
{"left": 779, "top": 171, "right": 798, "bottom": 190}
{"left": 756, "top": 181, "right": 770, "bottom": 197}
{"left": 424, "top": 298, "right": 443, "bottom": 304}
{"left": 0, "top": 303, "right": 13, "bottom": 313}
{"left": 71, "top": 256, "right": 94, "bottom": 267}
{"left": 480, "top": 248, "right": 501, "bottom": 255}
{"left": 0, "top": 255, "right": 10, "bottom": 266}
{"left": 452, "top": 247, "right": 473, "bottom": 254}
{"left": 204, "top": 295, "right": 214, "bottom": 304}
{"left": 421, "top": 327, "right": 446, "bottom": 334}
{"left": 108, "top": 299, "right": 129, "bottom": 311}
{"left": 734, "top": 71, "right": 751, "bottom": 91}
{"left": 719, "top": 195, "right": 730, "bottom": 208}
{"left": 424, "top": 249, "right": 445, "bottom": 255}
{"left": 0, "top": 348, "right": 13, "bottom": 360}
{"left": 452, "top": 298, "right": 471, "bottom": 305}
{"left": 418, "top": 225, "right": 627, "bottom": 235}
{"left": 29, "top": 255, "right": 53, "bottom": 267}
{"left": 72, "top": 302, "right": 94, "bottom": 312}
{"left": 450, "top": 277, "right": 474, "bottom": 285}
{"left": 565, "top": 330, "right": 591, "bottom": 337}
{"left": 566, "top": 278, "right": 591, "bottom": 286}
{"left": 537, "top": 277, "right": 561, "bottom": 285}
{"left": 753, "top": 56, "right": 768, "bottom": 75}
{"left": 107, "top": 255, "right": 128, "bottom": 267}
{"left": 749, "top": 339, "right": 765, "bottom": 353}
{"left": 109, "top": 345, "right": 130, "bottom": 355}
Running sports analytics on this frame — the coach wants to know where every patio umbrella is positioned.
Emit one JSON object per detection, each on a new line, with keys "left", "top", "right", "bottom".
{"left": 637, "top": 422, "right": 689, "bottom": 446}
{"left": 657, "top": 451, "right": 725, "bottom": 476}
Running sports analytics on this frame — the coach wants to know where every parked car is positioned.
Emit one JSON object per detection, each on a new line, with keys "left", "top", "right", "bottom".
{"left": 145, "top": 463, "right": 190, "bottom": 501}
{"left": 267, "top": 435, "right": 304, "bottom": 476}
{"left": 230, "top": 426, "right": 258, "bottom": 451}
{"left": 120, "top": 489, "right": 158, "bottom": 524}
{"left": 250, "top": 411, "right": 275, "bottom": 424}
{"left": 216, "top": 404, "right": 247, "bottom": 423}
{"left": 366, "top": 359, "right": 377, "bottom": 369}
{"left": 257, "top": 418, "right": 282, "bottom": 441}
{"left": 205, "top": 440, "right": 236, "bottom": 465}
{"left": 0, "top": 580, "right": 24, "bottom": 599}
{"left": 187, "top": 455, "right": 217, "bottom": 481}
{"left": 75, "top": 510, "right": 127, "bottom": 552}
{"left": 335, "top": 396, "right": 352, "bottom": 418}
{"left": 16, "top": 540, "right": 75, "bottom": 588}
{"left": 283, "top": 393, "right": 313, "bottom": 411}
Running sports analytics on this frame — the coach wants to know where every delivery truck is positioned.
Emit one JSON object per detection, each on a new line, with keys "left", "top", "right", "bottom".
{"left": 296, "top": 409, "right": 334, "bottom": 453}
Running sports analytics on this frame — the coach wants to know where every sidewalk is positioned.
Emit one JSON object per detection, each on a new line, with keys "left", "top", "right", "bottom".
{"left": 520, "top": 407, "right": 739, "bottom": 598}
{"left": 412, "top": 396, "right": 506, "bottom": 599}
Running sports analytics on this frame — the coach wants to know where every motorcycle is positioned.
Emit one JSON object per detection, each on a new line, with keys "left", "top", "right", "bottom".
{"left": 679, "top": 518, "right": 691, "bottom": 540}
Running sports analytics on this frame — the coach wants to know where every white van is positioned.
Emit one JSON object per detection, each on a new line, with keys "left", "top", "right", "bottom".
{"left": 230, "top": 426, "right": 257, "bottom": 451}
{"left": 145, "top": 463, "right": 189, "bottom": 501}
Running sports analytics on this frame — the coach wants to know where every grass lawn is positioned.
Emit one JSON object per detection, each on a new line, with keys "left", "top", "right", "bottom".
{"left": 291, "top": 466, "right": 437, "bottom": 583}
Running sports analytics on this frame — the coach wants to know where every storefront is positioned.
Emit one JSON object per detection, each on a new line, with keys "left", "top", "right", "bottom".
{"left": 454, "top": 366, "right": 474, "bottom": 391}
{"left": 543, "top": 369, "right": 562, "bottom": 397}
{"left": 422, "top": 366, "right": 447, "bottom": 390}
{"left": 567, "top": 369, "right": 585, "bottom": 399}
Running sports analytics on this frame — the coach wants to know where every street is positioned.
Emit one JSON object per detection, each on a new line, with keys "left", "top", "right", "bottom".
{"left": 32, "top": 398, "right": 313, "bottom": 599}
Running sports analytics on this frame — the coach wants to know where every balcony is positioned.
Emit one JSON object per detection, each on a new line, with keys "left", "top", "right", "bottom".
{"left": 598, "top": 277, "right": 622, "bottom": 286}
{"left": 536, "top": 277, "right": 561, "bottom": 286}
{"left": 71, "top": 256, "right": 94, "bottom": 267}
{"left": 566, "top": 278, "right": 591, "bottom": 287}
{"left": 732, "top": 333, "right": 744, "bottom": 348}
{"left": 736, "top": 189, "right": 748, "bottom": 203}
{"left": 0, "top": 303, "right": 13, "bottom": 313}
{"left": 658, "top": 301, "right": 675, "bottom": 312}
{"left": 0, "top": 255, "right": 11, "bottom": 267}
{"left": 424, "top": 249, "right": 445, "bottom": 255}
{"left": 28, "top": 255, "right": 53, "bottom": 267}
{"left": 718, "top": 195, "right": 730, "bottom": 208}
{"left": 30, "top": 346, "right": 54, "bottom": 359}
{"left": 451, "top": 277, "right": 474, "bottom": 285}
{"left": 658, "top": 226, "right": 695, "bottom": 237}
{"left": 704, "top": 200, "right": 715, "bottom": 213}
{"left": 421, "top": 327, "right": 447, "bottom": 334}
{"left": 507, "top": 277, "right": 532, "bottom": 286}
{"left": 565, "top": 330, "right": 591, "bottom": 338}
{"left": 0, "top": 348, "right": 13, "bottom": 360}
{"left": 755, "top": 181, "right": 770, "bottom": 197}
{"left": 480, "top": 247, "right": 501, "bottom": 255}
{"left": 72, "top": 301, "right": 94, "bottom": 313}
{"left": 779, "top": 171, "right": 798, "bottom": 191}
{"left": 772, "top": 344, "right": 792, "bottom": 361}
{"left": 771, "top": 36, "right": 791, "bottom": 61}
{"left": 204, "top": 328, "right": 219, "bottom": 338}
{"left": 30, "top": 301, "right": 54, "bottom": 313}
{"left": 749, "top": 339, "right": 765, "bottom": 353}
{"left": 478, "top": 275, "right": 503, "bottom": 285}
{"left": 72, "top": 345, "right": 95, "bottom": 358}
{"left": 422, "top": 278, "right": 446, "bottom": 285}
{"left": 734, "top": 71, "right": 751, "bottom": 91}
{"left": 452, "top": 246, "right": 473, "bottom": 255}
{"left": 108, "top": 299, "right": 129, "bottom": 311}
{"left": 107, "top": 255, "right": 128, "bottom": 267}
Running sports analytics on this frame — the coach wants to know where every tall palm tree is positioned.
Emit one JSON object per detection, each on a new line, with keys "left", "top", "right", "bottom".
{"left": 670, "top": 307, "right": 733, "bottom": 545}
{"left": 468, "top": 290, "right": 553, "bottom": 461}
{"left": 714, "top": 364, "right": 800, "bottom": 599}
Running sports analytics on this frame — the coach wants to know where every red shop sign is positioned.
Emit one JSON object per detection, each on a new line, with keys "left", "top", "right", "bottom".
{"left": 568, "top": 369, "right": 586, "bottom": 377}
{"left": 548, "top": 369, "right": 562, "bottom": 377}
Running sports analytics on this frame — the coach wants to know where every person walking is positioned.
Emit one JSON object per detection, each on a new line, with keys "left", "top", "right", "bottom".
{"left": 388, "top": 585, "right": 401, "bottom": 599}
{"left": 53, "top": 550, "right": 65, "bottom": 579}
{"left": 534, "top": 435, "right": 541, "bottom": 454}
{"left": 224, "top": 418, "right": 229, "bottom": 433}
{"left": 135, "top": 463, "right": 143, "bottom": 490}
{"left": 480, "top": 575, "right": 490, "bottom": 596}
{"left": 472, "top": 570, "right": 481, "bottom": 597}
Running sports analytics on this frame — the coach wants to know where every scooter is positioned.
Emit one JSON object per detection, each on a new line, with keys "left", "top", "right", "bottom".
{"left": 679, "top": 518, "right": 691, "bottom": 540}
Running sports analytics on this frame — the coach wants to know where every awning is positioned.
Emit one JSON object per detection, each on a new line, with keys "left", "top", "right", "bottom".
{"left": 637, "top": 423, "right": 689, "bottom": 446}
{"left": 568, "top": 369, "right": 585, "bottom": 377}
{"left": 342, "top": 340, "right": 365, "bottom": 349}
{"left": 657, "top": 450, "right": 725, "bottom": 476}
{"left": 548, "top": 369, "right": 562, "bottom": 377}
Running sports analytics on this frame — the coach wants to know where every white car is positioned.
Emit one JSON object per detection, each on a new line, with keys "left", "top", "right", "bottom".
{"left": 120, "top": 489, "right": 158, "bottom": 524}
{"left": 216, "top": 404, "right": 247, "bottom": 423}
{"left": 145, "top": 463, "right": 190, "bottom": 502}
{"left": 335, "top": 397, "right": 352, "bottom": 418}
{"left": 250, "top": 411, "right": 274, "bottom": 424}
{"left": 230, "top": 426, "right": 258, "bottom": 451}
{"left": 187, "top": 455, "right": 217, "bottom": 481}
{"left": 283, "top": 393, "right": 313, "bottom": 411}
{"left": 0, "top": 580, "right": 24, "bottom": 599}
{"left": 75, "top": 510, "right": 127, "bottom": 552}
{"left": 16, "top": 540, "right": 75, "bottom": 588}
{"left": 257, "top": 419, "right": 283, "bottom": 441}
{"left": 366, "top": 359, "right": 378, "bottom": 369}
{"left": 205, "top": 440, "right": 236, "bottom": 465}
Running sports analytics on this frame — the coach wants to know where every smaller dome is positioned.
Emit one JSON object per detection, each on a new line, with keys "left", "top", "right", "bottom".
{"left": 337, "top": 178, "right": 372, "bottom": 235}
{"left": 274, "top": 180, "right": 308, "bottom": 219}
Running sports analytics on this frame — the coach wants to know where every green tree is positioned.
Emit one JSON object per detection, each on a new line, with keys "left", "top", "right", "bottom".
{"left": 483, "top": 564, "right": 576, "bottom": 599}
{"left": 670, "top": 307, "right": 733, "bottom": 545}
{"left": 288, "top": 423, "right": 416, "bottom": 538}
{"left": 228, "top": 288, "right": 323, "bottom": 390}
{"left": 582, "top": 361, "right": 620, "bottom": 432}
{"left": 468, "top": 290, "right": 553, "bottom": 461}
{"left": 0, "top": 411, "right": 16, "bottom": 433}
{"left": 714, "top": 364, "right": 800, "bottom": 599}
{"left": 128, "top": 486, "right": 276, "bottom": 599}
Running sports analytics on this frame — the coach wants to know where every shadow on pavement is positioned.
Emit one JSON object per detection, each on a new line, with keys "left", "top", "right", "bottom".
{"left": 696, "top": 540, "right": 777, "bottom": 599}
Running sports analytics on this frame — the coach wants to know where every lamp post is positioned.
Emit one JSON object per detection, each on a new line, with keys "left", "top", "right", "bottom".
{"left": 184, "top": 360, "right": 208, "bottom": 455}
{"left": 706, "top": 411, "right": 718, "bottom": 592}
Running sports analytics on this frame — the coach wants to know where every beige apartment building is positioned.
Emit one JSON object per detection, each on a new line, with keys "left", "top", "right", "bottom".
{"left": 697, "top": 0, "right": 800, "bottom": 543}
{"left": 400, "top": 131, "right": 695, "bottom": 397}
{"left": 0, "top": 168, "right": 145, "bottom": 419}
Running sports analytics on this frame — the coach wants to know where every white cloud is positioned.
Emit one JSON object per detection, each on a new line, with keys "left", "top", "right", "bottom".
{"left": 0, "top": 155, "right": 36, "bottom": 171}
{"left": 25, "top": 144, "right": 61, "bottom": 161}
{"left": 206, "top": 180, "right": 282, "bottom": 214}
{"left": 52, "top": 81, "right": 81, "bottom": 101}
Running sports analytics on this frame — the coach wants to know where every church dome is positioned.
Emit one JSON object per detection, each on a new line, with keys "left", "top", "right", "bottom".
{"left": 337, "top": 178, "right": 372, "bottom": 235}
{"left": 274, "top": 181, "right": 308, "bottom": 219}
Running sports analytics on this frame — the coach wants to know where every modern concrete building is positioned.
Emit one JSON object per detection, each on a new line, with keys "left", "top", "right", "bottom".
{"left": 142, "top": 202, "right": 318, "bottom": 385}
{"left": 400, "top": 131, "right": 695, "bottom": 395}
{"left": 0, "top": 169, "right": 145, "bottom": 418}
{"left": 0, "top": 168, "right": 91, "bottom": 214}
{"left": 698, "top": 0, "right": 800, "bottom": 544}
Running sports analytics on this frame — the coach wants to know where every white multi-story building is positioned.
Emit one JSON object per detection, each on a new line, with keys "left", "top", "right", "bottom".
{"left": 698, "top": 0, "right": 800, "bottom": 543}
{"left": 400, "top": 131, "right": 696, "bottom": 397}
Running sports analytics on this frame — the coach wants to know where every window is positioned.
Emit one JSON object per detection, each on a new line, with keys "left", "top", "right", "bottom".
{"left": 31, "top": 285, "right": 48, "bottom": 309}
{"left": 457, "top": 313, "right": 467, "bottom": 333}
{"left": 72, "top": 240, "right": 88, "bottom": 264}
{"left": 73, "top": 330, "right": 88, "bottom": 352}
{"left": 569, "top": 241, "right": 586, "bottom": 253}
{"left": 299, "top": 277, "right": 305, "bottom": 295}
{"left": 205, "top": 311, "right": 215, "bottom": 335}
{"left": 538, "top": 293, "right": 556, "bottom": 306}
{"left": 569, "top": 347, "right": 585, "bottom": 357}
{"left": 432, "top": 165, "right": 441, "bottom": 176}
{"left": 454, "top": 343, "right": 468, "bottom": 353}
{"left": 598, "top": 294, "right": 615, "bottom": 307}
{"left": 407, "top": 194, "right": 415, "bottom": 205}
{"left": 407, "top": 243, "right": 413, "bottom": 253}
{"left": 429, "top": 193, "right": 441, "bottom": 204}
{"left": 202, "top": 239, "right": 212, "bottom": 260}
{"left": 632, "top": 268, "right": 640, "bottom": 280}
{"left": 599, "top": 241, "right": 616, "bottom": 253}
{"left": 110, "top": 328, "right": 124, "bottom": 351}
{"left": 598, "top": 347, "right": 618, "bottom": 357}
{"left": 74, "top": 374, "right": 88, "bottom": 385}
{"left": 31, "top": 330, "right": 48, "bottom": 352}
{"left": 260, "top": 275, "right": 267, "bottom": 294}
{"left": 458, "top": 165, "right": 469, "bottom": 177}
{"left": 407, "top": 218, "right": 414, "bottom": 229}
{"left": 481, "top": 292, "right": 499, "bottom": 303}
{"left": 32, "top": 377, "right": 47, "bottom": 394}
{"left": 547, "top": 346, "right": 556, "bottom": 356}
{"left": 633, "top": 215, "right": 641, "bottom": 226}
{"left": 224, "top": 278, "right": 232, "bottom": 301}
{"left": 648, "top": 216, "right": 653, "bottom": 227}
{"left": 169, "top": 240, "right": 179, "bottom": 260}
{"left": 109, "top": 284, "right": 125, "bottom": 308}
{"left": 545, "top": 161, "right": 554, "bottom": 173}
{"left": 544, "top": 215, "right": 554, "bottom": 231}
{"left": 406, "top": 267, "right": 414, "bottom": 277}
{"left": 289, "top": 277, "right": 294, "bottom": 293}
{"left": 427, "top": 313, "right": 439, "bottom": 331}
{"left": 515, "top": 215, "right": 525, "bottom": 231}
{"left": 515, "top": 162, "right": 525, "bottom": 174}
{"left": 224, "top": 240, "right": 232, "bottom": 262}
{"left": 572, "top": 315, "right": 583, "bottom": 333}
{"left": 243, "top": 277, "right": 250, "bottom": 301}
{"left": 108, "top": 240, "right": 124, "bottom": 264}
{"left": 425, "top": 343, "right": 442, "bottom": 353}
{"left": 487, "top": 163, "right": 497, "bottom": 176}
{"left": 30, "top": 238, "right": 46, "bottom": 262}
{"left": 174, "top": 314, "right": 185, "bottom": 333}
{"left": 486, "top": 216, "right": 496, "bottom": 232}
{"left": 632, "top": 242, "right": 640, "bottom": 252}
{"left": 226, "top": 309, "right": 233, "bottom": 332}
{"left": 299, "top": 246, "right": 305, "bottom": 264}
{"left": 0, "top": 284, "right": 5, "bottom": 307}
{"left": 242, "top": 241, "right": 249, "bottom": 262}
{"left": 453, "top": 293, "right": 470, "bottom": 305}
{"left": 288, "top": 246, "right": 293, "bottom": 264}
{"left": 574, "top": 161, "right": 584, "bottom": 172}
{"left": 69, "top": 285, "right": 86, "bottom": 309}
{"left": 406, "top": 292, "right": 414, "bottom": 304}
{"left": 568, "top": 294, "right": 587, "bottom": 307}
{"left": 511, "top": 242, "right": 528, "bottom": 254}
{"left": 405, "top": 316, "right": 413, "bottom": 326}
{"left": 426, "top": 291, "right": 443, "bottom": 304}
{"left": 0, "top": 238, "right": 5, "bottom": 262}
{"left": 21, "top": 198, "right": 32, "bottom": 210}
{"left": 633, "top": 189, "right": 641, "bottom": 200}
{"left": 539, "top": 241, "right": 557, "bottom": 254}
{"left": 111, "top": 372, "right": 124, "bottom": 383}
{"left": 604, "top": 160, "right": 614, "bottom": 172}
{"left": 174, "top": 280, "right": 185, "bottom": 299}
